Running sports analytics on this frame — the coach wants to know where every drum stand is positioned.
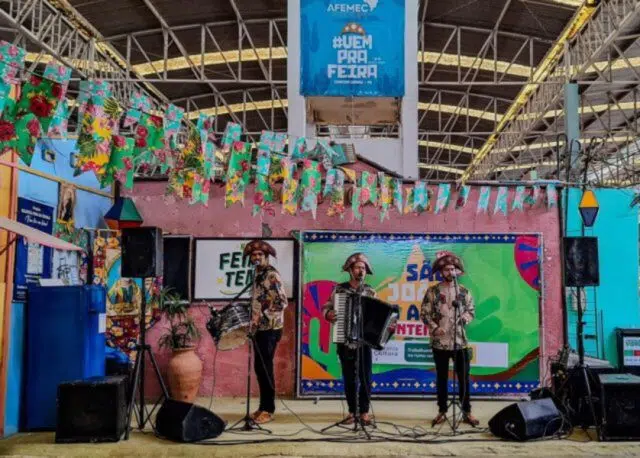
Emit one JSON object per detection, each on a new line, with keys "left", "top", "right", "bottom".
{"left": 322, "top": 280, "right": 373, "bottom": 439}
{"left": 226, "top": 265, "right": 271, "bottom": 434}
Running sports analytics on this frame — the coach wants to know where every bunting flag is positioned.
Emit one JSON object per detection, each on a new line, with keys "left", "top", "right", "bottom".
{"left": 546, "top": 184, "right": 558, "bottom": 208}
{"left": 327, "top": 169, "right": 346, "bottom": 219}
{"left": 253, "top": 174, "right": 274, "bottom": 217}
{"left": 435, "top": 183, "right": 451, "bottom": 214}
{"left": 17, "top": 73, "right": 64, "bottom": 133}
{"left": 43, "top": 62, "right": 71, "bottom": 99}
{"left": 0, "top": 41, "right": 26, "bottom": 85}
{"left": 281, "top": 157, "right": 298, "bottom": 215}
{"left": 512, "top": 185, "right": 526, "bottom": 211}
{"left": 102, "top": 135, "right": 135, "bottom": 189}
{"left": 351, "top": 187, "right": 363, "bottom": 221}
{"left": 0, "top": 113, "right": 41, "bottom": 166}
{"left": 123, "top": 90, "right": 152, "bottom": 128}
{"left": 300, "top": 160, "right": 321, "bottom": 219}
{"left": 164, "top": 104, "right": 184, "bottom": 149}
{"left": 455, "top": 185, "right": 470, "bottom": 210}
{"left": 323, "top": 168, "right": 338, "bottom": 197}
{"left": 524, "top": 185, "right": 538, "bottom": 206}
{"left": 477, "top": 186, "right": 491, "bottom": 213}
{"left": 75, "top": 97, "right": 121, "bottom": 180}
{"left": 76, "top": 79, "right": 113, "bottom": 120}
{"left": 221, "top": 122, "right": 242, "bottom": 153}
{"left": 413, "top": 181, "right": 428, "bottom": 213}
{"left": 190, "top": 173, "right": 211, "bottom": 207}
{"left": 133, "top": 112, "right": 164, "bottom": 158}
{"left": 403, "top": 187, "right": 414, "bottom": 215}
{"left": 47, "top": 99, "right": 70, "bottom": 138}
{"left": 360, "top": 171, "right": 378, "bottom": 206}
{"left": 224, "top": 141, "right": 252, "bottom": 207}
{"left": 316, "top": 140, "right": 335, "bottom": 170}
{"left": 197, "top": 113, "right": 215, "bottom": 154}
{"left": 493, "top": 186, "right": 508, "bottom": 215}
{"left": 378, "top": 173, "right": 393, "bottom": 221}
{"left": 291, "top": 137, "right": 308, "bottom": 160}
{"left": 272, "top": 133, "right": 287, "bottom": 153}
{"left": 393, "top": 178, "right": 403, "bottom": 213}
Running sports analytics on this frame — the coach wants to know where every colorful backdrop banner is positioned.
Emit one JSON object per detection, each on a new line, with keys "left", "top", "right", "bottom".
{"left": 300, "top": 0, "right": 405, "bottom": 97}
{"left": 297, "top": 231, "right": 542, "bottom": 397}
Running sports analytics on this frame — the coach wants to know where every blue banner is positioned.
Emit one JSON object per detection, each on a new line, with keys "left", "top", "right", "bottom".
{"left": 13, "top": 198, "right": 54, "bottom": 302}
{"left": 300, "top": 0, "right": 405, "bottom": 97}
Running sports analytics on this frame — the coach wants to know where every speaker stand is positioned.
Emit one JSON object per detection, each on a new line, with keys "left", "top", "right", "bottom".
{"left": 125, "top": 278, "right": 169, "bottom": 439}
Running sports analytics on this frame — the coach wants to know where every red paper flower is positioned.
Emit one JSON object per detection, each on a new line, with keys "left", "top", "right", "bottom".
{"left": 123, "top": 157, "right": 133, "bottom": 170}
{"left": 29, "top": 95, "right": 53, "bottom": 118}
{"left": 26, "top": 118, "right": 41, "bottom": 137}
{"left": 51, "top": 83, "right": 63, "bottom": 100}
{"left": 240, "top": 160, "right": 249, "bottom": 172}
{"left": 135, "top": 125, "right": 149, "bottom": 138}
{"left": 150, "top": 116, "right": 163, "bottom": 128}
{"left": 135, "top": 137, "right": 147, "bottom": 148}
{"left": 0, "top": 120, "right": 16, "bottom": 142}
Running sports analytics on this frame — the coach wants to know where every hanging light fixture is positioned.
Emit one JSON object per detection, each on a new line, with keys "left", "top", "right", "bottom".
{"left": 104, "top": 197, "right": 143, "bottom": 230}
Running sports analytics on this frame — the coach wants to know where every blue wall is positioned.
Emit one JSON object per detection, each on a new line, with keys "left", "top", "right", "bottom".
{"left": 564, "top": 188, "right": 639, "bottom": 366}
{"left": 4, "top": 139, "right": 112, "bottom": 436}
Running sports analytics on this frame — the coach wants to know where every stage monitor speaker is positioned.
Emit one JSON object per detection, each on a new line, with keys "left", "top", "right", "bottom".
{"left": 163, "top": 236, "right": 191, "bottom": 301}
{"left": 599, "top": 373, "right": 640, "bottom": 441}
{"left": 55, "top": 376, "right": 128, "bottom": 443}
{"left": 488, "top": 398, "right": 563, "bottom": 441}
{"left": 121, "top": 227, "right": 163, "bottom": 278}
{"left": 155, "top": 399, "right": 226, "bottom": 443}
{"left": 564, "top": 236, "right": 599, "bottom": 287}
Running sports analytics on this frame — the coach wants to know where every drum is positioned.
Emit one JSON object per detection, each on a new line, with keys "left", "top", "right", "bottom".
{"left": 206, "top": 302, "right": 251, "bottom": 351}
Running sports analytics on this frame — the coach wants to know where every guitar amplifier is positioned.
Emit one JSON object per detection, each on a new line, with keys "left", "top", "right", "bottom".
{"left": 56, "top": 376, "right": 128, "bottom": 443}
{"left": 599, "top": 373, "right": 640, "bottom": 441}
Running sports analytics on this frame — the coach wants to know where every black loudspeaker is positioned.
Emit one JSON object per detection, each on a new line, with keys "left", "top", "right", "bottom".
{"left": 155, "top": 399, "right": 226, "bottom": 443}
{"left": 563, "top": 236, "right": 599, "bottom": 287}
{"left": 599, "top": 373, "right": 640, "bottom": 441}
{"left": 163, "top": 236, "right": 191, "bottom": 301}
{"left": 121, "top": 227, "right": 163, "bottom": 278}
{"left": 55, "top": 376, "right": 128, "bottom": 443}
{"left": 489, "top": 398, "right": 563, "bottom": 441}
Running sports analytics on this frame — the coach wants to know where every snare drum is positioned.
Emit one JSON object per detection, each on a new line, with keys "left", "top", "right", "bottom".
{"left": 207, "top": 302, "right": 251, "bottom": 351}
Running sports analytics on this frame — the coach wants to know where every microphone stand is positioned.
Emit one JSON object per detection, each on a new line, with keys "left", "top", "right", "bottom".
{"left": 446, "top": 270, "right": 464, "bottom": 434}
{"left": 226, "top": 262, "right": 272, "bottom": 434}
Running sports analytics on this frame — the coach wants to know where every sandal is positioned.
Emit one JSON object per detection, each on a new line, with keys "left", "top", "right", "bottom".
{"left": 253, "top": 411, "right": 274, "bottom": 424}
{"left": 340, "top": 414, "right": 355, "bottom": 425}
{"left": 249, "top": 410, "right": 262, "bottom": 420}
{"left": 462, "top": 412, "right": 480, "bottom": 427}
{"left": 360, "top": 412, "right": 374, "bottom": 426}
{"left": 431, "top": 412, "right": 447, "bottom": 427}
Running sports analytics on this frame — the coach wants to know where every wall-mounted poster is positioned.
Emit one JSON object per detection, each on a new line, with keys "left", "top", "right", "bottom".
{"left": 300, "top": 0, "right": 405, "bottom": 97}
{"left": 13, "top": 198, "right": 54, "bottom": 302}
{"left": 193, "top": 238, "right": 296, "bottom": 300}
{"left": 297, "top": 231, "right": 543, "bottom": 397}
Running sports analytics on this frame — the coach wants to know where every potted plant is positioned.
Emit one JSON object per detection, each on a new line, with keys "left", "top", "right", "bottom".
{"left": 158, "top": 288, "right": 203, "bottom": 403}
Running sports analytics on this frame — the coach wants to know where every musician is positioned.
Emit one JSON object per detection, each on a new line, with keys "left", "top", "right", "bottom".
{"left": 243, "top": 239, "right": 288, "bottom": 425}
{"left": 323, "top": 253, "right": 395, "bottom": 426}
{"left": 420, "top": 251, "right": 479, "bottom": 427}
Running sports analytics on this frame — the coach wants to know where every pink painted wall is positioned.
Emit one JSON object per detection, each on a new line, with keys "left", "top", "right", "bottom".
{"left": 126, "top": 172, "right": 563, "bottom": 400}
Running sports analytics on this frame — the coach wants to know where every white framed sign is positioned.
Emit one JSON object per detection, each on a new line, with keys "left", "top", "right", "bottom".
{"left": 193, "top": 238, "right": 296, "bottom": 300}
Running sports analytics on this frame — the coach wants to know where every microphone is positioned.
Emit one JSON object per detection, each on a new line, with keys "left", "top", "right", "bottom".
{"left": 253, "top": 259, "right": 260, "bottom": 266}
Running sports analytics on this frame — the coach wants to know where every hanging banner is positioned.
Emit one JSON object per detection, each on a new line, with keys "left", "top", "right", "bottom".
{"left": 298, "top": 231, "right": 542, "bottom": 397}
{"left": 13, "top": 198, "right": 54, "bottom": 302}
{"left": 300, "top": 0, "right": 405, "bottom": 97}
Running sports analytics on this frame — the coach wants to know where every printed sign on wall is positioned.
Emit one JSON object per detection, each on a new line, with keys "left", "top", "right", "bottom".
{"left": 298, "top": 231, "right": 542, "bottom": 397}
{"left": 300, "top": 0, "right": 405, "bottom": 97}
{"left": 13, "top": 198, "right": 54, "bottom": 301}
{"left": 193, "top": 238, "right": 296, "bottom": 300}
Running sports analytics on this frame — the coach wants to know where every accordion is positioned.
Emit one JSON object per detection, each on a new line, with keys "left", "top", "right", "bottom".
{"left": 331, "top": 292, "right": 399, "bottom": 350}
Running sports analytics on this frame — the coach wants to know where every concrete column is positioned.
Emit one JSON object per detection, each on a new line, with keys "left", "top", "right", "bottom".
{"left": 401, "top": 0, "right": 419, "bottom": 180}
{"left": 287, "top": 0, "right": 306, "bottom": 139}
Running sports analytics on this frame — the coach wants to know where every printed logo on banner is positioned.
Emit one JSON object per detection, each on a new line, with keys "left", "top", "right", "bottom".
{"left": 300, "top": 0, "right": 405, "bottom": 97}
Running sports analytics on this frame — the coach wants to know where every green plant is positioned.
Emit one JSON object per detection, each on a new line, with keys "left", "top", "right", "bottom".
{"left": 158, "top": 288, "right": 201, "bottom": 350}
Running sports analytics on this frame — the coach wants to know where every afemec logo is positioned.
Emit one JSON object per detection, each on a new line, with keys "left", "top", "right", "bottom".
{"left": 327, "top": 0, "right": 378, "bottom": 14}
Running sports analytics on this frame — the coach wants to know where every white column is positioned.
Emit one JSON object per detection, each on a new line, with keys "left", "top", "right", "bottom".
{"left": 401, "top": 0, "right": 419, "bottom": 180}
{"left": 287, "top": 0, "right": 306, "bottom": 139}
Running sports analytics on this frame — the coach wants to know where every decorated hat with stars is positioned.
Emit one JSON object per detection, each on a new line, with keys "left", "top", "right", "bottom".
{"left": 242, "top": 239, "right": 277, "bottom": 259}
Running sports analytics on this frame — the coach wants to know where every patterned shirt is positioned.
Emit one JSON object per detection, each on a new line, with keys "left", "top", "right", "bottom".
{"left": 323, "top": 282, "right": 377, "bottom": 349}
{"left": 251, "top": 265, "right": 288, "bottom": 331}
{"left": 420, "top": 281, "right": 475, "bottom": 351}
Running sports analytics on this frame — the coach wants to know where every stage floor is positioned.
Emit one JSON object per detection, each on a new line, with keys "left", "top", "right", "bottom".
{"left": 2, "top": 397, "right": 640, "bottom": 457}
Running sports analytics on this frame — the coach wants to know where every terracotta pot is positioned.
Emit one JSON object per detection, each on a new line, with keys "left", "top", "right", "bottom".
{"left": 167, "top": 347, "right": 203, "bottom": 403}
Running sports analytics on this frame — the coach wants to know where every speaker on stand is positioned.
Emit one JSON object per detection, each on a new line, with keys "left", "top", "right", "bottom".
{"left": 120, "top": 227, "right": 169, "bottom": 438}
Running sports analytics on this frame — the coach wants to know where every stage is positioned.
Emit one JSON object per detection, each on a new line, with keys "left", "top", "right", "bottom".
{"left": 2, "top": 398, "right": 640, "bottom": 457}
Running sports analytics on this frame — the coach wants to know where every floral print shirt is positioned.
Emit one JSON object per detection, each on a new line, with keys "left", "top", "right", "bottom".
{"left": 251, "top": 265, "right": 288, "bottom": 331}
{"left": 420, "top": 281, "right": 475, "bottom": 351}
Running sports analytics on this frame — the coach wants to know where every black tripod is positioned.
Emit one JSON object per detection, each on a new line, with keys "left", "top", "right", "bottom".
{"left": 125, "top": 278, "right": 169, "bottom": 439}
{"left": 226, "top": 264, "right": 272, "bottom": 434}
{"left": 322, "top": 280, "right": 373, "bottom": 439}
